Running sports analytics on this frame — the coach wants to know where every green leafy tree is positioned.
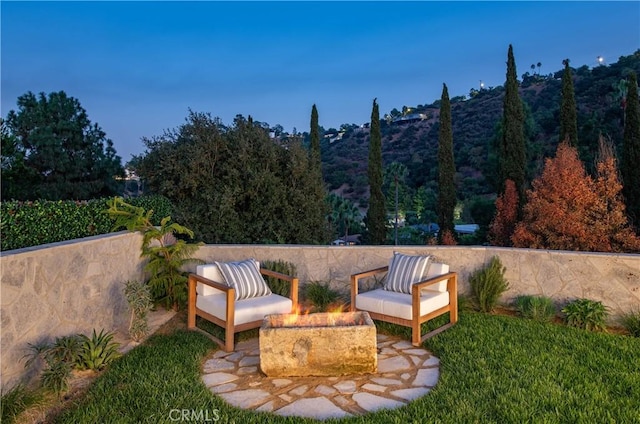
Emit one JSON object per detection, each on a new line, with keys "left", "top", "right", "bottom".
{"left": 134, "top": 110, "right": 328, "bottom": 244}
{"left": 2, "top": 91, "right": 123, "bottom": 200}
{"left": 365, "top": 98, "right": 387, "bottom": 244}
{"left": 560, "top": 59, "right": 579, "bottom": 147}
{"left": 622, "top": 71, "right": 640, "bottom": 226}
{"left": 499, "top": 45, "right": 527, "bottom": 216}
{"left": 437, "top": 83, "right": 456, "bottom": 243}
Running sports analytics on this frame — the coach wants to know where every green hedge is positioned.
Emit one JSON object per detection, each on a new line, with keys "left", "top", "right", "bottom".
{"left": 0, "top": 195, "right": 173, "bottom": 251}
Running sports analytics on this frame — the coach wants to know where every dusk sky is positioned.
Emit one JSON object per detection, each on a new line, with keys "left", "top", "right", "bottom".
{"left": 2, "top": 1, "right": 639, "bottom": 163}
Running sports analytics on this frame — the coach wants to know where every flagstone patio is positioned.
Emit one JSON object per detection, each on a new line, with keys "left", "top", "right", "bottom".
{"left": 201, "top": 334, "right": 440, "bottom": 420}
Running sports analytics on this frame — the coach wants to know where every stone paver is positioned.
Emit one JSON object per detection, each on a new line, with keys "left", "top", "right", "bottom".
{"left": 200, "top": 334, "right": 441, "bottom": 419}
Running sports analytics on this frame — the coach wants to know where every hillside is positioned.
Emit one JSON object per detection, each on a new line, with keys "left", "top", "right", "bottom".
{"left": 320, "top": 50, "right": 640, "bottom": 210}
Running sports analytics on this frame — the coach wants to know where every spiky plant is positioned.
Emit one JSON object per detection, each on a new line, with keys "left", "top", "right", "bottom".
{"left": 77, "top": 329, "right": 121, "bottom": 371}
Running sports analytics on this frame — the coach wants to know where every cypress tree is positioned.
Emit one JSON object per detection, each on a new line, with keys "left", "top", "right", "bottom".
{"left": 305, "top": 103, "right": 329, "bottom": 243}
{"left": 499, "top": 44, "right": 527, "bottom": 213}
{"left": 622, "top": 71, "right": 640, "bottom": 226}
{"left": 365, "top": 98, "right": 387, "bottom": 244}
{"left": 437, "top": 83, "right": 456, "bottom": 243}
{"left": 310, "top": 104, "right": 321, "bottom": 171}
{"left": 560, "top": 59, "right": 579, "bottom": 147}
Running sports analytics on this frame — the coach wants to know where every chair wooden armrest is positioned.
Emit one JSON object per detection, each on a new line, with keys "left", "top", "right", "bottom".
{"left": 188, "top": 273, "right": 236, "bottom": 332}
{"left": 189, "top": 273, "right": 232, "bottom": 293}
{"left": 260, "top": 268, "right": 299, "bottom": 306}
{"left": 411, "top": 271, "right": 458, "bottom": 292}
{"left": 350, "top": 266, "right": 389, "bottom": 311}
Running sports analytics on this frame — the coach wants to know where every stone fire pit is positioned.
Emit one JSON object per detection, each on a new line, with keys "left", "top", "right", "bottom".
{"left": 259, "top": 311, "right": 377, "bottom": 377}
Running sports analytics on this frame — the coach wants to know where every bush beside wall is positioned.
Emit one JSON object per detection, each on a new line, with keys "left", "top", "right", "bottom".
{"left": 0, "top": 195, "right": 172, "bottom": 251}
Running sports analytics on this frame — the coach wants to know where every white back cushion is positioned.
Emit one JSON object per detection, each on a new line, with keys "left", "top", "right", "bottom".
{"left": 423, "top": 262, "right": 450, "bottom": 292}
{"left": 196, "top": 264, "right": 225, "bottom": 296}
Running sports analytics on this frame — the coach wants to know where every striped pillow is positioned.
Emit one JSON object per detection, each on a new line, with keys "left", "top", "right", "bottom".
{"left": 383, "top": 253, "right": 432, "bottom": 294}
{"left": 215, "top": 259, "right": 272, "bottom": 300}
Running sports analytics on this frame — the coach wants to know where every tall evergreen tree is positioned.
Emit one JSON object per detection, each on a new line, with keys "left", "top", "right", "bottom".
{"left": 437, "top": 83, "right": 456, "bottom": 243}
{"left": 499, "top": 44, "right": 527, "bottom": 213}
{"left": 622, "top": 71, "right": 640, "bottom": 226}
{"left": 365, "top": 98, "right": 387, "bottom": 244}
{"left": 560, "top": 59, "right": 579, "bottom": 147}
{"left": 307, "top": 104, "right": 330, "bottom": 242}
{"left": 310, "top": 104, "right": 321, "bottom": 171}
{"left": 3, "top": 91, "right": 123, "bottom": 200}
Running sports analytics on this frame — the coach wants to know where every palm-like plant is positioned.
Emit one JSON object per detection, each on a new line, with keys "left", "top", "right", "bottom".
{"left": 107, "top": 197, "right": 203, "bottom": 310}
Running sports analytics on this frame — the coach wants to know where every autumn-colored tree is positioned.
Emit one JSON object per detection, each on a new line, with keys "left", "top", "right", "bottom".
{"left": 513, "top": 140, "right": 640, "bottom": 252}
{"left": 488, "top": 179, "right": 518, "bottom": 246}
{"left": 512, "top": 142, "right": 600, "bottom": 251}
{"left": 440, "top": 229, "right": 457, "bottom": 246}
{"left": 590, "top": 137, "right": 640, "bottom": 252}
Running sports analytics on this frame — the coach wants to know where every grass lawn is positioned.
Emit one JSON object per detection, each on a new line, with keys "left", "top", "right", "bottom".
{"left": 48, "top": 312, "right": 640, "bottom": 423}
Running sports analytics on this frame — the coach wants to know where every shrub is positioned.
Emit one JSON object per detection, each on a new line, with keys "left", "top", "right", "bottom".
{"left": 23, "top": 328, "right": 121, "bottom": 395}
{"left": 124, "top": 280, "right": 153, "bottom": 342}
{"left": 107, "top": 197, "right": 202, "bottom": 311}
{"left": 0, "top": 195, "right": 173, "bottom": 251}
{"left": 515, "top": 295, "right": 556, "bottom": 322}
{"left": 304, "top": 281, "right": 342, "bottom": 312}
{"left": 261, "top": 260, "right": 297, "bottom": 297}
{"left": 561, "top": 298, "right": 608, "bottom": 332}
{"left": 0, "top": 384, "right": 43, "bottom": 424}
{"left": 618, "top": 309, "right": 640, "bottom": 337}
{"left": 469, "top": 256, "right": 509, "bottom": 312}
{"left": 77, "top": 329, "right": 121, "bottom": 371}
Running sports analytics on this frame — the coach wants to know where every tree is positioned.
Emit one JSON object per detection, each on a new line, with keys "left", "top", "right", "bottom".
{"left": 3, "top": 91, "right": 124, "bottom": 200}
{"left": 365, "top": 98, "right": 387, "bottom": 244}
{"left": 310, "top": 104, "right": 321, "bottom": 171}
{"left": 591, "top": 137, "right": 640, "bottom": 252}
{"left": 437, "top": 83, "right": 456, "bottom": 244}
{"left": 560, "top": 59, "right": 579, "bottom": 147}
{"left": 134, "top": 110, "right": 328, "bottom": 244}
{"left": 621, "top": 71, "right": 640, "bottom": 226}
{"left": 512, "top": 140, "right": 639, "bottom": 252}
{"left": 306, "top": 104, "right": 330, "bottom": 241}
{"left": 384, "top": 162, "right": 409, "bottom": 245}
{"left": 499, "top": 45, "right": 527, "bottom": 214}
{"left": 512, "top": 142, "right": 599, "bottom": 250}
{"left": 488, "top": 179, "right": 518, "bottom": 246}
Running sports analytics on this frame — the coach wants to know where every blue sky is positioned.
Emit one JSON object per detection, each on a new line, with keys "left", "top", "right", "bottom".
{"left": 2, "top": 1, "right": 639, "bottom": 163}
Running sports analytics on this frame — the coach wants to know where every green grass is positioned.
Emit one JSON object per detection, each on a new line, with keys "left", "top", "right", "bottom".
{"left": 51, "top": 312, "right": 640, "bottom": 423}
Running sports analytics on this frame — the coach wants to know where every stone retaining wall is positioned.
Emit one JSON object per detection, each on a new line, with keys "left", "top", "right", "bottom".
{"left": 0, "top": 232, "right": 145, "bottom": 389}
{"left": 195, "top": 244, "right": 640, "bottom": 318}
{"left": 2, "top": 233, "right": 639, "bottom": 389}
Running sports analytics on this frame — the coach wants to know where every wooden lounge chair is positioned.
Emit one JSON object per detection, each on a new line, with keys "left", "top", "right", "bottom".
{"left": 350, "top": 253, "right": 458, "bottom": 346}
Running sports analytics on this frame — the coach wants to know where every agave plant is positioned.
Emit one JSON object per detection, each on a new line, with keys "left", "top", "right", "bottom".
{"left": 77, "top": 329, "right": 121, "bottom": 371}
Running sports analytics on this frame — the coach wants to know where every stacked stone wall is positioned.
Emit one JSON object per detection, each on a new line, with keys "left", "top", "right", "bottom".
{"left": 2, "top": 234, "right": 638, "bottom": 389}
{"left": 0, "top": 232, "right": 145, "bottom": 389}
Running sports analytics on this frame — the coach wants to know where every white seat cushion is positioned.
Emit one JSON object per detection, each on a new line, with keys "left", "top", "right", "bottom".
{"left": 196, "top": 293, "right": 292, "bottom": 326}
{"left": 356, "top": 288, "right": 449, "bottom": 321}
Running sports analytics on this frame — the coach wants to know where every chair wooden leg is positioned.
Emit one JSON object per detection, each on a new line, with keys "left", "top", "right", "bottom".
{"left": 412, "top": 321, "right": 421, "bottom": 346}
{"left": 187, "top": 276, "right": 196, "bottom": 329}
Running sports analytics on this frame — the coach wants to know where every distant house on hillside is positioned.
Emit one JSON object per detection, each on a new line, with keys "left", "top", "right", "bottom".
{"left": 331, "top": 234, "right": 361, "bottom": 246}
{"left": 392, "top": 113, "right": 427, "bottom": 125}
